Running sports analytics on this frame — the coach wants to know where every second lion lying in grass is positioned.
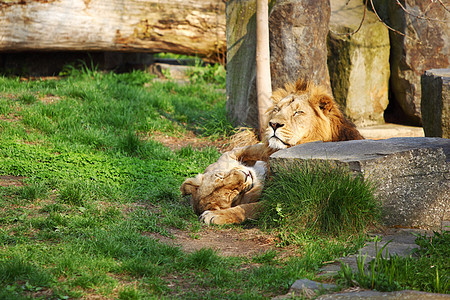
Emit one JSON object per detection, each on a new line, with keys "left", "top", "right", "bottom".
{"left": 180, "top": 149, "right": 267, "bottom": 224}
{"left": 181, "top": 78, "right": 364, "bottom": 224}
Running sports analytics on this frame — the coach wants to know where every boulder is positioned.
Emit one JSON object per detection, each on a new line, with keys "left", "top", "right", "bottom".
{"left": 421, "top": 69, "right": 450, "bottom": 138}
{"left": 328, "top": 0, "right": 390, "bottom": 126}
{"left": 270, "top": 137, "right": 450, "bottom": 230}
{"left": 226, "top": 0, "right": 259, "bottom": 128}
{"left": 371, "top": 0, "right": 449, "bottom": 125}
{"left": 226, "top": 0, "right": 331, "bottom": 128}
{"left": 269, "top": 0, "right": 331, "bottom": 91}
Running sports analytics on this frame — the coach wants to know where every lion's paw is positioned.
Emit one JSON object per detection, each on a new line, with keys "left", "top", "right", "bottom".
{"left": 199, "top": 210, "right": 217, "bottom": 225}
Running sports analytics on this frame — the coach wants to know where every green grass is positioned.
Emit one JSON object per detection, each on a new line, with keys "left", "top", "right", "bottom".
{"left": 0, "top": 64, "right": 447, "bottom": 299}
{"left": 338, "top": 232, "right": 449, "bottom": 293}
{"left": 258, "top": 161, "right": 380, "bottom": 244}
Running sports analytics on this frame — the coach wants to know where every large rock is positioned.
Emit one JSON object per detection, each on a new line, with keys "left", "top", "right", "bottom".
{"left": 328, "top": 0, "right": 390, "bottom": 126}
{"left": 226, "top": 0, "right": 259, "bottom": 128}
{"left": 421, "top": 69, "right": 450, "bottom": 138}
{"left": 226, "top": 0, "right": 331, "bottom": 128}
{"left": 371, "top": 0, "right": 449, "bottom": 125}
{"left": 269, "top": 0, "right": 331, "bottom": 91}
{"left": 270, "top": 137, "right": 450, "bottom": 230}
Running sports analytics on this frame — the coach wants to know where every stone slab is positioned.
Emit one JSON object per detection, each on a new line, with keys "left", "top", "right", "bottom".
{"left": 318, "top": 228, "right": 424, "bottom": 276}
{"left": 290, "top": 278, "right": 336, "bottom": 291}
{"left": 357, "top": 123, "right": 424, "bottom": 140}
{"left": 421, "top": 68, "right": 450, "bottom": 138}
{"left": 270, "top": 137, "right": 450, "bottom": 230}
{"left": 273, "top": 278, "right": 337, "bottom": 299}
{"left": 317, "top": 290, "right": 450, "bottom": 300}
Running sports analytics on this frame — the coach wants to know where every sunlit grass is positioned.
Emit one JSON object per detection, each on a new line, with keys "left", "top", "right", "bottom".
{"left": 0, "top": 63, "right": 446, "bottom": 298}
{"left": 259, "top": 161, "right": 380, "bottom": 244}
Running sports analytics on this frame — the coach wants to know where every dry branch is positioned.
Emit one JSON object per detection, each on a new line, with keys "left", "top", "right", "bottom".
{"left": 256, "top": 0, "right": 272, "bottom": 139}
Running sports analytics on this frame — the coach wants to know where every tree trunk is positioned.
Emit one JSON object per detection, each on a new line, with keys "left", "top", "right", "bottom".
{"left": 0, "top": 0, "right": 226, "bottom": 62}
{"left": 256, "top": 0, "right": 272, "bottom": 138}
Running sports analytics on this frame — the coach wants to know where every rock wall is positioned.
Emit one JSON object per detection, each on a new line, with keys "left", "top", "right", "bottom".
{"left": 421, "top": 69, "right": 450, "bottom": 138}
{"left": 226, "top": 0, "right": 449, "bottom": 128}
{"left": 328, "top": 0, "right": 390, "bottom": 126}
{"left": 269, "top": 0, "right": 331, "bottom": 91}
{"left": 226, "top": 0, "right": 330, "bottom": 128}
{"left": 226, "top": 0, "right": 259, "bottom": 128}
{"left": 371, "top": 0, "right": 449, "bottom": 125}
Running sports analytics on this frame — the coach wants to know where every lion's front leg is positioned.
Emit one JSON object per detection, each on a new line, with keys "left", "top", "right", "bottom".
{"left": 199, "top": 202, "right": 263, "bottom": 225}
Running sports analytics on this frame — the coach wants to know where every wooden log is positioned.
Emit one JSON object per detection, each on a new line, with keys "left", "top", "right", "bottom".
{"left": 0, "top": 0, "right": 226, "bottom": 61}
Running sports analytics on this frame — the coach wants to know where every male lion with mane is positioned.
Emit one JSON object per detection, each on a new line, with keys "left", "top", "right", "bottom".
{"left": 181, "top": 78, "right": 364, "bottom": 225}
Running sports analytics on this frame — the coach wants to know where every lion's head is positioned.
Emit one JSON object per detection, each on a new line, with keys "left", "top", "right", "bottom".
{"left": 181, "top": 159, "right": 266, "bottom": 216}
{"left": 264, "top": 79, "right": 363, "bottom": 150}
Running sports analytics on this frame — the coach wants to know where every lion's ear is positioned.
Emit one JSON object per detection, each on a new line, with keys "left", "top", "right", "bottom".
{"left": 180, "top": 174, "right": 203, "bottom": 196}
{"left": 316, "top": 94, "right": 334, "bottom": 115}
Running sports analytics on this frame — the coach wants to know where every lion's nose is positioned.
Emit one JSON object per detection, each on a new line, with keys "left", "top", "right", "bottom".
{"left": 269, "top": 122, "right": 284, "bottom": 131}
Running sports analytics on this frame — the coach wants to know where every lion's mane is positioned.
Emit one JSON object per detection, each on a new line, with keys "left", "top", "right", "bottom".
{"left": 265, "top": 79, "right": 363, "bottom": 150}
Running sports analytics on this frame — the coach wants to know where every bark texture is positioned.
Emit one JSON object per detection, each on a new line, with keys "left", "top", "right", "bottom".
{"left": 0, "top": 0, "right": 226, "bottom": 61}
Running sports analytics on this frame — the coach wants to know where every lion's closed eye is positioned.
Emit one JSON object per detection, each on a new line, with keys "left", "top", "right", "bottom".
{"left": 294, "top": 110, "right": 305, "bottom": 116}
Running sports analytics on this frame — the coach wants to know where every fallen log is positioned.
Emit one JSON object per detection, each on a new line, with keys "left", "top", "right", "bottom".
{"left": 0, "top": 0, "right": 226, "bottom": 61}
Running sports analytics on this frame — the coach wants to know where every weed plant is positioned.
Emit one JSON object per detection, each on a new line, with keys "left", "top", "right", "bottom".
{"left": 338, "top": 231, "right": 449, "bottom": 293}
{"left": 258, "top": 161, "right": 380, "bottom": 244}
{"left": 186, "top": 61, "right": 226, "bottom": 89}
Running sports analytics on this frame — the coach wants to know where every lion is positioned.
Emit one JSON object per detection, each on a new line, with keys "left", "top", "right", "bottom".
{"left": 181, "top": 78, "right": 363, "bottom": 225}
{"left": 181, "top": 150, "right": 267, "bottom": 224}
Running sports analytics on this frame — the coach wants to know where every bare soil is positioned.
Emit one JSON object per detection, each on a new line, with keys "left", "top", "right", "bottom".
{"left": 150, "top": 130, "right": 231, "bottom": 152}
{"left": 0, "top": 175, "right": 26, "bottom": 187}
{"left": 146, "top": 227, "right": 279, "bottom": 257}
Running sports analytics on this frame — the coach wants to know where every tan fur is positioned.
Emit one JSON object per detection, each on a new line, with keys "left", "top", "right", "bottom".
{"left": 227, "top": 127, "right": 260, "bottom": 150}
{"left": 181, "top": 78, "right": 363, "bottom": 225}
{"left": 181, "top": 150, "right": 266, "bottom": 224}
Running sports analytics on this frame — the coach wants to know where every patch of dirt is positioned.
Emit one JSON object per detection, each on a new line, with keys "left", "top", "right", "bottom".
{"left": 0, "top": 113, "right": 21, "bottom": 123}
{"left": 20, "top": 76, "right": 60, "bottom": 82}
{"left": 150, "top": 127, "right": 259, "bottom": 153}
{"left": 0, "top": 175, "right": 26, "bottom": 187}
{"left": 150, "top": 131, "right": 232, "bottom": 152}
{"left": 147, "top": 227, "right": 281, "bottom": 257}
{"left": 40, "top": 94, "right": 62, "bottom": 104}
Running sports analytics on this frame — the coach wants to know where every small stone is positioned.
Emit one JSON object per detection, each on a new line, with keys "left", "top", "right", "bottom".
{"left": 317, "top": 290, "right": 450, "bottom": 299}
{"left": 273, "top": 278, "right": 337, "bottom": 299}
{"left": 291, "top": 279, "right": 337, "bottom": 292}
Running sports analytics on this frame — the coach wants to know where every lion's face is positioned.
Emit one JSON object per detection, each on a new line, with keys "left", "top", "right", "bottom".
{"left": 181, "top": 162, "right": 264, "bottom": 215}
{"left": 264, "top": 84, "right": 339, "bottom": 150}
